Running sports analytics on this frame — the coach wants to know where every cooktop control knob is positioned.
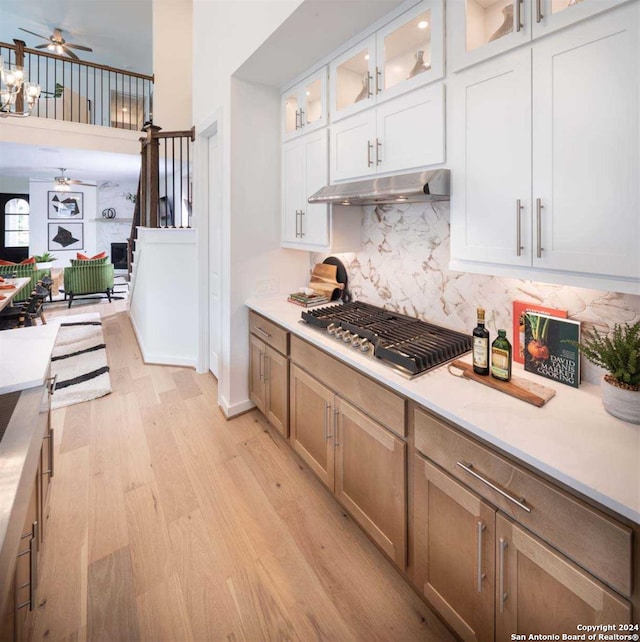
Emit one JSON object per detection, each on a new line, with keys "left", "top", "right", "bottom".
{"left": 342, "top": 331, "right": 353, "bottom": 344}
{"left": 334, "top": 328, "right": 345, "bottom": 340}
{"left": 359, "top": 338, "right": 371, "bottom": 353}
{"left": 351, "top": 335, "right": 361, "bottom": 348}
{"left": 327, "top": 323, "right": 337, "bottom": 335}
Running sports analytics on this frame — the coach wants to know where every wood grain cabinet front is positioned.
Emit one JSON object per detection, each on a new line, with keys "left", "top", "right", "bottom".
{"left": 290, "top": 363, "right": 407, "bottom": 569}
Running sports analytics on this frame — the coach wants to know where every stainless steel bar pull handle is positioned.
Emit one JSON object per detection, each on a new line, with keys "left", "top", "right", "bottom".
{"left": 324, "top": 402, "right": 332, "bottom": 440}
{"left": 299, "top": 210, "right": 305, "bottom": 238}
{"left": 367, "top": 72, "right": 373, "bottom": 98}
{"left": 514, "top": 0, "right": 523, "bottom": 32}
{"left": 334, "top": 406, "right": 340, "bottom": 447}
{"left": 536, "top": 198, "right": 544, "bottom": 258}
{"left": 367, "top": 141, "right": 374, "bottom": 167}
{"left": 264, "top": 355, "right": 270, "bottom": 383}
{"left": 259, "top": 350, "right": 264, "bottom": 380}
{"left": 299, "top": 108, "right": 305, "bottom": 127}
{"left": 295, "top": 109, "right": 300, "bottom": 130}
{"left": 256, "top": 326, "right": 271, "bottom": 339}
{"left": 516, "top": 199, "right": 524, "bottom": 256}
{"left": 457, "top": 461, "right": 532, "bottom": 513}
{"left": 376, "top": 67, "right": 382, "bottom": 94}
{"left": 47, "top": 374, "right": 58, "bottom": 394}
{"left": 536, "top": 0, "right": 543, "bottom": 23}
{"left": 49, "top": 426, "right": 54, "bottom": 478}
{"left": 376, "top": 138, "right": 382, "bottom": 166}
{"left": 477, "top": 521, "right": 486, "bottom": 593}
{"left": 499, "top": 537, "right": 508, "bottom": 613}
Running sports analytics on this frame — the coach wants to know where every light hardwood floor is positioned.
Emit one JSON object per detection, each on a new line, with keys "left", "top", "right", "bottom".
{"left": 28, "top": 298, "right": 454, "bottom": 641}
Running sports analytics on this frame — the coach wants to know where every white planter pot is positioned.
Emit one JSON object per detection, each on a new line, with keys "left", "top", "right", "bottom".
{"left": 601, "top": 376, "right": 640, "bottom": 425}
{"left": 36, "top": 262, "right": 53, "bottom": 270}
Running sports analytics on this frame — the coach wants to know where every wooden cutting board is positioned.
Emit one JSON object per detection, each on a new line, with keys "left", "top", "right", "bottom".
{"left": 448, "top": 360, "right": 556, "bottom": 407}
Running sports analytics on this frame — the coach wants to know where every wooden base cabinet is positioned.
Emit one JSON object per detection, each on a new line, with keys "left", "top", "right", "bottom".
{"left": 290, "top": 364, "right": 407, "bottom": 568}
{"left": 249, "top": 313, "right": 289, "bottom": 437}
{"left": 413, "top": 454, "right": 495, "bottom": 642}
{"left": 495, "top": 515, "right": 632, "bottom": 640}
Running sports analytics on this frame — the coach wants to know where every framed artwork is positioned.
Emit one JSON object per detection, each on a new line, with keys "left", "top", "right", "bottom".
{"left": 48, "top": 223, "right": 84, "bottom": 251}
{"left": 48, "top": 191, "right": 83, "bottom": 219}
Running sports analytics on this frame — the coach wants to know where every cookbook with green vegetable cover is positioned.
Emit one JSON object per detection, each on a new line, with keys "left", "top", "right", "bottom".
{"left": 524, "top": 313, "right": 581, "bottom": 388}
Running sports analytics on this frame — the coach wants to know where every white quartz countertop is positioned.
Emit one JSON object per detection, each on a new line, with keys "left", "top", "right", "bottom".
{"left": 246, "top": 297, "right": 640, "bottom": 525}
{"left": 0, "top": 324, "right": 59, "bottom": 394}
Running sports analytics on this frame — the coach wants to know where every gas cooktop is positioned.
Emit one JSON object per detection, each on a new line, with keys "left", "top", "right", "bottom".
{"left": 301, "top": 301, "right": 472, "bottom": 378}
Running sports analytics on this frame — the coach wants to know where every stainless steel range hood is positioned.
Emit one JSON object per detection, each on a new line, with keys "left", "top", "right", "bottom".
{"left": 307, "top": 169, "right": 450, "bottom": 206}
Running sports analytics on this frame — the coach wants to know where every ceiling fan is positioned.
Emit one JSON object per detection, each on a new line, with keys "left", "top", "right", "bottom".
{"left": 18, "top": 27, "right": 93, "bottom": 60}
{"left": 32, "top": 168, "right": 96, "bottom": 190}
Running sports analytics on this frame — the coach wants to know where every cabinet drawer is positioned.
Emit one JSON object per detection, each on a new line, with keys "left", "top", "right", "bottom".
{"left": 414, "top": 406, "right": 633, "bottom": 597}
{"left": 249, "top": 312, "right": 288, "bottom": 355}
{"left": 291, "top": 335, "right": 405, "bottom": 437}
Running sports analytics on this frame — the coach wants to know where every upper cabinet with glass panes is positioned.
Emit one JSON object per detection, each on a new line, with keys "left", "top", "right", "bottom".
{"left": 448, "top": 0, "right": 629, "bottom": 72}
{"left": 282, "top": 67, "right": 328, "bottom": 141}
{"left": 329, "top": 0, "right": 444, "bottom": 122}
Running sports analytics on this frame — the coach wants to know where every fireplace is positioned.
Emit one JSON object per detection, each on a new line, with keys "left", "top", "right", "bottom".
{"left": 111, "top": 243, "right": 128, "bottom": 270}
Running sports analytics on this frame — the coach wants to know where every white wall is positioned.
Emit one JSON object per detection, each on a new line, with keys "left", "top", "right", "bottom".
{"left": 153, "top": 0, "right": 193, "bottom": 130}
{"left": 193, "top": 0, "right": 309, "bottom": 416}
{"left": 29, "top": 180, "right": 98, "bottom": 267}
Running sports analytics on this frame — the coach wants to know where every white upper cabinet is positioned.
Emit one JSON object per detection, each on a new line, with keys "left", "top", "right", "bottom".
{"left": 282, "top": 67, "right": 328, "bottom": 141}
{"left": 282, "top": 129, "right": 361, "bottom": 252}
{"left": 449, "top": 0, "right": 629, "bottom": 72}
{"left": 331, "top": 83, "right": 445, "bottom": 182}
{"left": 450, "top": 4, "right": 640, "bottom": 293}
{"left": 330, "top": 0, "right": 444, "bottom": 122}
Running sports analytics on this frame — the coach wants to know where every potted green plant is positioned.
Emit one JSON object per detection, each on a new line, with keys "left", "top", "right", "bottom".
{"left": 34, "top": 252, "right": 58, "bottom": 269}
{"left": 576, "top": 322, "right": 640, "bottom": 424}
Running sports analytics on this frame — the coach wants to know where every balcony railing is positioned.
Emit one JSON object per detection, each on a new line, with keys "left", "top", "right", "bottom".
{"left": 1, "top": 39, "right": 153, "bottom": 129}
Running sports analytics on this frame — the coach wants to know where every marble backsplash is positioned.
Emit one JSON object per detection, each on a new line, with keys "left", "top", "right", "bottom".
{"left": 96, "top": 181, "right": 138, "bottom": 259}
{"left": 311, "top": 201, "right": 640, "bottom": 384}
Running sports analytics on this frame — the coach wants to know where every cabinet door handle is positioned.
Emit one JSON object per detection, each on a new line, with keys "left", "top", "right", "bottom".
{"left": 46, "top": 374, "right": 57, "bottom": 394}
{"left": 376, "top": 138, "right": 382, "bottom": 166}
{"left": 295, "top": 109, "right": 301, "bottom": 130}
{"left": 299, "top": 210, "right": 305, "bottom": 238}
{"left": 299, "top": 108, "right": 305, "bottom": 127}
{"left": 476, "top": 520, "right": 486, "bottom": 593}
{"left": 375, "top": 67, "right": 382, "bottom": 95}
{"left": 43, "top": 427, "right": 54, "bottom": 477}
{"left": 499, "top": 537, "right": 508, "bottom": 613}
{"left": 456, "top": 461, "right": 531, "bottom": 513}
{"left": 536, "top": 0, "right": 543, "bottom": 23}
{"left": 295, "top": 210, "right": 300, "bottom": 238}
{"left": 255, "top": 326, "right": 271, "bottom": 340}
{"left": 514, "top": 0, "right": 523, "bottom": 32}
{"left": 259, "top": 350, "right": 264, "bottom": 381}
{"left": 516, "top": 199, "right": 524, "bottom": 256}
{"left": 324, "top": 402, "right": 332, "bottom": 440}
{"left": 366, "top": 72, "right": 373, "bottom": 99}
{"left": 367, "top": 141, "right": 373, "bottom": 167}
{"left": 264, "top": 355, "right": 270, "bottom": 383}
{"left": 536, "top": 198, "right": 544, "bottom": 258}
{"left": 17, "top": 522, "right": 38, "bottom": 611}
{"left": 333, "top": 406, "right": 340, "bottom": 447}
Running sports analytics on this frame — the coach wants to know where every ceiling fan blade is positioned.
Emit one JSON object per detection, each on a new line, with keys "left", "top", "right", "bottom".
{"left": 18, "top": 27, "right": 51, "bottom": 41}
{"left": 63, "top": 47, "right": 80, "bottom": 60}
{"left": 65, "top": 43, "right": 93, "bottom": 52}
{"left": 35, "top": 44, "right": 51, "bottom": 49}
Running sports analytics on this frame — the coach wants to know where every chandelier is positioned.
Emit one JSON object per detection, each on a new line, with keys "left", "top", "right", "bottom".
{"left": 0, "top": 56, "right": 41, "bottom": 118}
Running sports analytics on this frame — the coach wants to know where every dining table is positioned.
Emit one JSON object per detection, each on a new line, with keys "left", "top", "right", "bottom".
{"left": 0, "top": 278, "right": 32, "bottom": 313}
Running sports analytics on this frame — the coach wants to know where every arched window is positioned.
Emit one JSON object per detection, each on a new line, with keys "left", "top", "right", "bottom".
{"left": 4, "top": 198, "right": 29, "bottom": 248}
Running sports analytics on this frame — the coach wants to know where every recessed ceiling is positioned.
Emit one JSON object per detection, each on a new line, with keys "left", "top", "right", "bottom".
{"left": 0, "top": 142, "right": 140, "bottom": 184}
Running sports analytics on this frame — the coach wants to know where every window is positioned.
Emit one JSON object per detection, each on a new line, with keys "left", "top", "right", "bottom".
{"left": 4, "top": 198, "right": 29, "bottom": 247}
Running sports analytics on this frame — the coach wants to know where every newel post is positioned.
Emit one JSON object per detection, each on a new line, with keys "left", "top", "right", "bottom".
{"left": 13, "top": 39, "right": 26, "bottom": 113}
{"left": 141, "top": 123, "right": 162, "bottom": 228}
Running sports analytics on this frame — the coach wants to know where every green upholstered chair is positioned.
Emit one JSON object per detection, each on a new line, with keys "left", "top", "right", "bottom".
{"left": 0, "top": 264, "right": 52, "bottom": 303}
{"left": 63, "top": 258, "right": 115, "bottom": 308}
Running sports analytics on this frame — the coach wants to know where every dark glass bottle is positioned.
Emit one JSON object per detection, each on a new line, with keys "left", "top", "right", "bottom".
{"left": 472, "top": 308, "right": 490, "bottom": 376}
{"left": 491, "top": 329, "right": 512, "bottom": 382}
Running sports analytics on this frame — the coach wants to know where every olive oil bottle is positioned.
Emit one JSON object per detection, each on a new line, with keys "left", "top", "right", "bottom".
{"left": 472, "top": 308, "right": 490, "bottom": 376}
{"left": 491, "top": 329, "right": 512, "bottom": 382}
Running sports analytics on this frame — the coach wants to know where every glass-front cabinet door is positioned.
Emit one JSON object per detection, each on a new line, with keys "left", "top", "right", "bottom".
{"left": 330, "top": 0, "right": 444, "bottom": 121}
{"left": 375, "top": 0, "right": 444, "bottom": 104}
{"left": 448, "top": 0, "right": 532, "bottom": 72}
{"left": 329, "top": 36, "right": 376, "bottom": 122}
{"left": 281, "top": 67, "right": 327, "bottom": 141}
{"left": 532, "top": 0, "right": 629, "bottom": 38}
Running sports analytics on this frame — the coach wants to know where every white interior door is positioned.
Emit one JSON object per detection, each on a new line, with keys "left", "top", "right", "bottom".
{"left": 208, "top": 132, "right": 222, "bottom": 377}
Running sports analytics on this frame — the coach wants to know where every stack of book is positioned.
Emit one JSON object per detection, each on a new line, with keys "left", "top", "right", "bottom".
{"left": 287, "top": 291, "right": 330, "bottom": 307}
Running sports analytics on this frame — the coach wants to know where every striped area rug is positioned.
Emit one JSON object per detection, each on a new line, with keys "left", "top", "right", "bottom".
{"left": 50, "top": 312, "right": 112, "bottom": 410}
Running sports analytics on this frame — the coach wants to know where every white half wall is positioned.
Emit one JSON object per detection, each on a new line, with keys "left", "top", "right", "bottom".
{"left": 129, "top": 227, "right": 199, "bottom": 368}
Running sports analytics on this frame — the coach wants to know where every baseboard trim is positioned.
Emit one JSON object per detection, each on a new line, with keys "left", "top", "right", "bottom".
{"left": 218, "top": 395, "right": 255, "bottom": 420}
